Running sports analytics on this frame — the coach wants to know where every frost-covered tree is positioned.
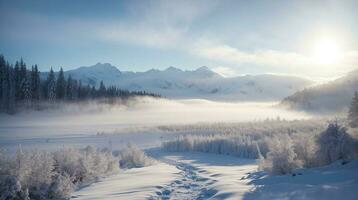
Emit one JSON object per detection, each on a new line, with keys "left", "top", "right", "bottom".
{"left": 0, "top": 55, "right": 5, "bottom": 103}
{"left": 22, "top": 73, "right": 32, "bottom": 106}
{"left": 48, "top": 173, "right": 73, "bottom": 199}
{"left": 348, "top": 91, "right": 358, "bottom": 128}
{"left": 65, "top": 75, "right": 73, "bottom": 100}
{"left": 56, "top": 68, "right": 66, "bottom": 100}
{"left": 47, "top": 68, "right": 56, "bottom": 101}
{"left": 119, "top": 145, "right": 153, "bottom": 168}
{"left": 259, "top": 134, "right": 302, "bottom": 175}
{"left": 19, "top": 59, "right": 28, "bottom": 101}
{"left": 31, "top": 65, "right": 40, "bottom": 102}
{"left": 316, "top": 122, "right": 357, "bottom": 165}
{"left": 99, "top": 81, "right": 106, "bottom": 97}
{"left": 14, "top": 61, "right": 22, "bottom": 101}
{"left": 1, "top": 61, "right": 15, "bottom": 113}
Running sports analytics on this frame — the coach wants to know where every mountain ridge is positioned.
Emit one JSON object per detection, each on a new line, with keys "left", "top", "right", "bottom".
{"left": 281, "top": 68, "right": 358, "bottom": 112}
{"left": 42, "top": 63, "right": 314, "bottom": 101}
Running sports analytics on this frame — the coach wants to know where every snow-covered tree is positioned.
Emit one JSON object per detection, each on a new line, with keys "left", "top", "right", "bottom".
{"left": 0, "top": 55, "right": 5, "bottom": 104}
{"left": 22, "top": 73, "right": 32, "bottom": 106}
{"left": 31, "top": 65, "right": 40, "bottom": 102}
{"left": 56, "top": 68, "right": 66, "bottom": 100}
{"left": 48, "top": 173, "right": 73, "bottom": 199}
{"left": 119, "top": 145, "right": 153, "bottom": 168}
{"left": 316, "top": 121, "right": 358, "bottom": 165}
{"left": 66, "top": 75, "right": 73, "bottom": 100}
{"left": 47, "top": 68, "right": 56, "bottom": 101}
{"left": 99, "top": 81, "right": 106, "bottom": 97}
{"left": 259, "top": 134, "right": 302, "bottom": 175}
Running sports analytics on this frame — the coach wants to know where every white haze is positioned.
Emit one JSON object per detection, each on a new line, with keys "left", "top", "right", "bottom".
{"left": 0, "top": 97, "right": 314, "bottom": 138}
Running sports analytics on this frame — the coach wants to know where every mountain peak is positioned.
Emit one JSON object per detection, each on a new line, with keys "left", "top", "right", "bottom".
{"left": 194, "top": 66, "right": 220, "bottom": 77}
{"left": 165, "top": 66, "right": 182, "bottom": 72}
{"left": 93, "top": 62, "right": 117, "bottom": 69}
{"left": 195, "top": 66, "right": 210, "bottom": 72}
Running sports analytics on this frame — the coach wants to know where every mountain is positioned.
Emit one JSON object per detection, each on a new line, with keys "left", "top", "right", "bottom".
{"left": 44, "top": 63, "right": 313, "bottom": 101}
{"left": 281, "top": 69, "right": 358, "bottom": 112}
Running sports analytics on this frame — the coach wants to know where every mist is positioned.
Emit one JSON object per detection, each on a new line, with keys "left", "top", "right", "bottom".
{"left": 0, "top": 97, "right": 314, "bottom": 138}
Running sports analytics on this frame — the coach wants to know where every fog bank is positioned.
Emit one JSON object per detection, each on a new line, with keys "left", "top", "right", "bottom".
{"left": 0, "top": 97, "right": 314, "bottom": 139}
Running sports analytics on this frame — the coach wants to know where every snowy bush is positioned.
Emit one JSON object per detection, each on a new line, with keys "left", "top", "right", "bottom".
{"left": 0, "top": 144, "right": 156, "bottom": 199}
{"left": 316, "top": 122, "right": 358, "bottom": 165}
{"left": 0, "top": 146, "right": 120, "bottom": 200}
{"left": 161, "top": 119, "right": 358, "bottom": 175}
{"left": 163, "top": 134, "right": 263, "bottom": 159}
{"left": 118, "top": 145, "right": 154, "bottom": 168}
{"left": 259, "top": 135, "right": 303, "bottom": 175}
{"left": 48, "top": 173, "right": 73, "bottom": 199}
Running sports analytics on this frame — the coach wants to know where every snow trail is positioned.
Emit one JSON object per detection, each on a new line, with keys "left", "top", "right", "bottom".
{"left": 149, "top": 157, "right": 218, "bottom": 200}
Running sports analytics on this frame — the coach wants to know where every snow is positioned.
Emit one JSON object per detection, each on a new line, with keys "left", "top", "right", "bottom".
{"left": 71, "top": 163, "right": 180, "bottom": 200}
{"left": 148, "top": 149, "right": 258, "bottom": 200}
{"left": 54, "top": 63, "right": 313, "bottom": 101}
{"left": 244, "top": 160, "right": 358, "bottom": 200}
{"left": 71, "top": 150, "right": 358, "bottom": 200}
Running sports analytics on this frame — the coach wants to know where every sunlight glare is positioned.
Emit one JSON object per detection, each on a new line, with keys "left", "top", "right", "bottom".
{"left": 312, "top": 37, "right": 342, "bottom": 65}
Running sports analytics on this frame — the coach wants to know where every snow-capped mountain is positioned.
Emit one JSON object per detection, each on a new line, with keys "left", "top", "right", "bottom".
{"left": 281, "top": 69, "right": 358, "bottom": 112}
{"left": 54, "top": 63, "right": 313, "bottom": 101}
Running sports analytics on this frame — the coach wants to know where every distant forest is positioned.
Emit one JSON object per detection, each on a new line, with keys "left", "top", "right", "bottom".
{"left": 0, "top": 55, "right": 160, "bottom": 114}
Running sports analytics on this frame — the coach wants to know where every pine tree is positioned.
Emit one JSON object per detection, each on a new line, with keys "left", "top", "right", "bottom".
{"left": 90, "top": 86, "right": 96, "bottom": 99}
{"left": 66, "top": 75, "right": 73, "bottom": 101}
{"left": 78, "top": 80, "right": 82, "bottom": 100}
{"left": 2, "top": 63, "right": 16, "bottom": 113}
{"left": 23, "top": 72, "right": 32, "bottom": 106}
{"left": 71, "top": 80, "right": 78, "bottom": 100}
{"left": 14, "top": 61, "right": 22, "bottom": 101}
{"left": 47, "top": 68, "right": 56, "bottom": 102}
{"left": 348, "top": 91, "right": 358, "bottom": 128}
{"left": 19, "top": 59, "right": 28, "bottom": 102}
{"left": 99, "top": 81, "right": 106, "bottom": 97}
{"left": 2, "top": 62, "right": 10, "bottom": 111}
{"left": 56, "top": 68, "right": 66, "bottom": 100}
{"left": 31, "top": 65, "right": 40, "bottom": 102}
{"left": 0, "top": 55, "right": 5, "bottom": 103}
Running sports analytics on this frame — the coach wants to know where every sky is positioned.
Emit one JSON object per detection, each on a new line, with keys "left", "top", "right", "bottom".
{"left": 0, "top": 0, "right": 358, "bottom": 80}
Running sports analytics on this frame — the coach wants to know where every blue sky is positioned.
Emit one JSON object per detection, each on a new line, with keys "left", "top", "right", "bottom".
{"left": 1, "top": 0, "right": 357, "bottom": 79}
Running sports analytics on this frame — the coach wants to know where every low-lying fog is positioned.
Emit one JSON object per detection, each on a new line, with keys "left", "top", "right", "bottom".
{"left": 0, "top": 97, "right": 322, "bottom": 152}
{"left": 0, "top": 97, "right": 313, "bottom": 138}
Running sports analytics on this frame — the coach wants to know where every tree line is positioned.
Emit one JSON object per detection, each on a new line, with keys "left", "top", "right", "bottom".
{"left": 0, "top": 55, "right": 160, "bottom": 114}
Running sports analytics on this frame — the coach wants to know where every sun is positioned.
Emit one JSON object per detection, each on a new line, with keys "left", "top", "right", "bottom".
{"left": 312, "top": 38, "right": 342, "bottom": 65}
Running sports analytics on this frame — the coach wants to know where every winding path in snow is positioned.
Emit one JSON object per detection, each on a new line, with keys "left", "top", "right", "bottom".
{"left": 148, "top": 158, "right": 219, "bottom": 200}
{"left": 147, "top": 149, "right": 257, "bottom": 200}
{"left": 71, "top": 150, "right": 258, "bottom": 200}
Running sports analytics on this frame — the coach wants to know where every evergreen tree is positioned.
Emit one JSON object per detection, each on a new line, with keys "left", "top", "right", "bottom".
{"left": 56, "top": 68, "right": 66, "bottom": 100}
{"left": 99, "top": 81, "right": 106, "bottom": 97}
{"left": 71, "top": 80, "right": 78, "bottom": 100}
{"left": 19, "top": 59, "right": 28, "bottom": 102}
{"left": 65, "top": 75, "right": 73, "bottom": 101}
{"left": 90, "top": 86, "right": 96, "bottom": 99}
{"left": 2, "top": 63, "right": 15, "bottom": 113}
{"left": 23, "top": 72, "right": 32, "bottom": 105}
{"left": 31, "top": 65, "right": 40, "bottom": 101}
{"left": 14, "top": 61, "right": 21, "bottom": 101}
{"left": 47, "top": 68, "right": 56, "bottom": 101}
{"left": 348, "top": 91, "right": 358, "bottom": 128}
{"left": 78, "top": 80, "right": 82, "bottom": 100}
{"left": 0, "top": 55, "right": 5, "bottom": 102}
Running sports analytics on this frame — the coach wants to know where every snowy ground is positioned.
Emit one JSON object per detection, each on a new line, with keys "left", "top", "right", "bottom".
{"left": 244, "top": 160, "right": 358, "bottom": 200}
{"left": 0, "top": 99, "right": 355, "bottom": 200}
{"left": 70, "top": 149, "right": 358, "bottom": 200}
{"left": 72, "top": 163, "right": 180, "bottom": 200}
{"left": 71, "top": 149, "right": 258, "bottom": 200}
{"left": 147, "top": 149, "right": 258, "bottom": 200}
